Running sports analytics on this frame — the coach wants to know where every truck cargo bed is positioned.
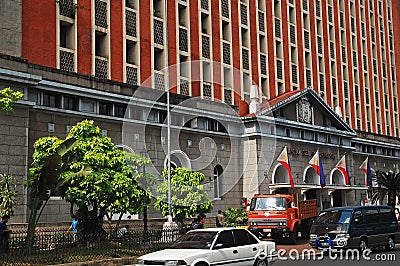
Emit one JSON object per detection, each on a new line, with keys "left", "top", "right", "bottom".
{"left": 298, "top": 199, "right": 318, "bottom": 220}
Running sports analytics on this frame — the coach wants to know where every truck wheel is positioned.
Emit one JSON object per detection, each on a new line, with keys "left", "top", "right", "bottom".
{"left": 253, "top": 258, "right": 268, "bottom": 266}
{"left": 290, "top": 226, "right": 298, "bottom": 245}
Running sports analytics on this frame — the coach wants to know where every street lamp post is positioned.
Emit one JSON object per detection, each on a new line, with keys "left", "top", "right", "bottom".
{"left": 141, "top": 150, "right": 149, "bottom": 243}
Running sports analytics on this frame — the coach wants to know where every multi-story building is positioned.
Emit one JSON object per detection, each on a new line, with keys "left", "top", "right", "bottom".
{"left": 1, "top": 0, "right": 400, "bottom": 223}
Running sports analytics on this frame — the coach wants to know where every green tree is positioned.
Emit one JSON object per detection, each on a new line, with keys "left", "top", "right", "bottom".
{"left": 223, "top": 207, "right": 248, "bottom": 227}
{"left": 371, "top": 170, "right": 400, "bottom": 209}
{"left": 26, "top": 120, "right": 147, "bottom": 239}
{"left": 0, "top": 173, "right": 18, "bottom": 217}
{"left": 0, "top": 87, "right": 23, "bottom": 113}
{"left": 25, "top": 136, "right": 80, "bottom": 252}
{"left": 154, "top": 168, "right": 213, "bottom": 226}
{"left": 105, "top": 152, "right": 157, "bottom": 233}
{"left": 58, "top": 120, "right": 145, "bottom": 235}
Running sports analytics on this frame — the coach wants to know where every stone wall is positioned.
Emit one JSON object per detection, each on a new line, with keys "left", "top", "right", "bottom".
{"left": 0, "top": 104, "right": 29, "bottom": 223}
{"left": 0, "top": 0, "right": 22, "bottom": 57}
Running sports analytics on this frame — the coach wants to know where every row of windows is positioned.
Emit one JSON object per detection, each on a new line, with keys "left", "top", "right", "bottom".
{"left": 37, "top": 90, "right": 229, "bottom": 134}
{"left": 41, "top": 91, "right": 127, "bottom": 118}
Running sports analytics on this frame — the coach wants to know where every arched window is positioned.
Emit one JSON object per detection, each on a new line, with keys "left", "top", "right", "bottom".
{"left": 213, "top": 165, "right": 224, "bottom": 199}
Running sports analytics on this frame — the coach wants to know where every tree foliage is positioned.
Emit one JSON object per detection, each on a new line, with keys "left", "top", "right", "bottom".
{"left": 0, "top": 173, "right": 18, "bottom": 217}
{"left": 154, "top": 168, "right": 213, "bottom": 225}
{"left": 371, "top": 170, "right": 400, "bottom": 208}
{"left": 223, "top": 207, "right": 248, "bottom": 227}
{"left": 56, "top": 120, "right": 147, "bottom": 234}
{"left": 0, "top": 87, "right": 23, "bottom": 113}
{"left": 26, "top": 120, "right": 149, "bottom": 236}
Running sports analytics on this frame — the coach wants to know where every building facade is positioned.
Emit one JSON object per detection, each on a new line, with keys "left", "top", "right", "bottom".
{"left": 1, "top": 0, "right": 400, "bottom": 223}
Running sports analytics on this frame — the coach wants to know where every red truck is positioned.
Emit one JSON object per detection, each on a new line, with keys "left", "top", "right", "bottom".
{"left": 247, "top": 194, "right": 317, "bottom": 244}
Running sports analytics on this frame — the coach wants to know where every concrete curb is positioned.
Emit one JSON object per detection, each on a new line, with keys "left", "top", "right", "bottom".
{"left": 48, "top": 257, "right": 137, "bottom": 266}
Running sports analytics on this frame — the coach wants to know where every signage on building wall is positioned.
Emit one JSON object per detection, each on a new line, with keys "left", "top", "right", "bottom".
{"left": 287, "top": 148, "right": 335, "bottom": 160}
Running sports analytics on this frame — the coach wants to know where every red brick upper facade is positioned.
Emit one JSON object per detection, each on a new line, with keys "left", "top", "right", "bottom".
{"left": 20, "top": 0, "right": 400, "bottom": 138}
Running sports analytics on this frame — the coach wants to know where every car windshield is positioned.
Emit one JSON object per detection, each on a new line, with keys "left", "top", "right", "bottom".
{"left": 314, "top": 210, "right": 352, "bottom": 224}
{"left": 170, "top": 231, "right": 218, "bottom": 249}
{"left": 250, "top": 197, "right": 286, "bottom": 211}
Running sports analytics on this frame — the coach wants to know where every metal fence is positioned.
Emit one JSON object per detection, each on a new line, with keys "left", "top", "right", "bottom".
{"left": 1, "top": 224, "right": 186, "bottom": 265}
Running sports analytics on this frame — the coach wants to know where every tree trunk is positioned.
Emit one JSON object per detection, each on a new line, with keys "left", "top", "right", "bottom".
{"left": 25, "top": 207, "right": 38, "bottom": 255}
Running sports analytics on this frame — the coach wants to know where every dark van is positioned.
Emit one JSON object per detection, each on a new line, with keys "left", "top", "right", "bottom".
{"left": 309, "top": 205, "right": 400, "bottom": 251}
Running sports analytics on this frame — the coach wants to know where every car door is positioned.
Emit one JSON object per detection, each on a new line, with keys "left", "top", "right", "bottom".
{"left": 212, "top": 230, "right": 240, "bottom": 265}
{"left": 232, "top": 229, "right": 260, "bottom": 266}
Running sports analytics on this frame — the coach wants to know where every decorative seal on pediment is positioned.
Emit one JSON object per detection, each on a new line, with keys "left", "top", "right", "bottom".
{"left": 297, "top": 96, "right": 313, "bottom": 124}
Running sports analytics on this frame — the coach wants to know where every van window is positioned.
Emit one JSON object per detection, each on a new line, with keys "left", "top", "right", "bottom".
{"left": 365, "top": 209, "right": 380, "bottom": 223}
{"left": 314, "top": 210, "right": 352, "bottom": 224}
{"left": 380, "top": 208, "right": 395, "bottom": 222}
{"left": 353, "top": 210, "right": 363, "bottom": 223}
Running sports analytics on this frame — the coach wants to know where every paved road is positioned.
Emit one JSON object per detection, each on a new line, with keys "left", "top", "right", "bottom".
{"left": 273, "top": 242, "right": 399, "bottom": 266}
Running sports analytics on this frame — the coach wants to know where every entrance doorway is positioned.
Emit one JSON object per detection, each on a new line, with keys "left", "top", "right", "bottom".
{"left": 332, "top": 190, "right": 344, "bottom": 207}
{"left": 305, "top": 189, "right": 317, "bottom": 200}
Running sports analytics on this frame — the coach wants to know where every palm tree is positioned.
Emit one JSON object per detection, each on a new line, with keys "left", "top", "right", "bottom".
{"left": 371, "top": 170, "right": 400, "bottom": 208}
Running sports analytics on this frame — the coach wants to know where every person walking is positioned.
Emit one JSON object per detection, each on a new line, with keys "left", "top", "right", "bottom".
{"left": 192, "top": 213, "right": 206, "bottom": 229}
{"left": 69, "top": 215, "right": 78, "bottom": 245}
{"left": 216, "top": 210, "right": 224, "bottom": 227}
{"left": 0, "top": 215, "right": 11, "bottom": 254}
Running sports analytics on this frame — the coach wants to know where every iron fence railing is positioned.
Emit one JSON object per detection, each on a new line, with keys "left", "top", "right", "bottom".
{"left": 1, "top": 224, "right": 186, "bottom": 265}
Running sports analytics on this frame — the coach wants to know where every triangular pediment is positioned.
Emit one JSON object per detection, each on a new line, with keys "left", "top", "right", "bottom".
{"left": 255, "top": 88, "right": 355, "bottom": 133}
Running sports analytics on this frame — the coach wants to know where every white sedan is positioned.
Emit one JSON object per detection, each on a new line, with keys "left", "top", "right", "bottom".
{"left": 135, "top": 227, "right": 277, "bottom": 266}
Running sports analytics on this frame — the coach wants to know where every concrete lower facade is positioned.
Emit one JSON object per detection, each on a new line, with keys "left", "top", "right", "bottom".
{"left": 1, "top": 54, "right": 399, "bottom": 224}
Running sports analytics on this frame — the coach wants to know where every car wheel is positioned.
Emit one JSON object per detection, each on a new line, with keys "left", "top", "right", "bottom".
{"left": 194, "top": 263, "right": 208, "bottom": 266}
{"left": 385, "top": 237, "right": 395, "bottom": 251}
{"left": 253, "top": 258, "right": 268, "bottom": 266}
{"left": 359, "top": 239, "right": 368, "bottom": 251}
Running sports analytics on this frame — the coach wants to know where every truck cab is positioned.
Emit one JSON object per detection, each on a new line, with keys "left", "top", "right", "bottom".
{"left": 248, "top": 194, "right": 317, "bottom": 244}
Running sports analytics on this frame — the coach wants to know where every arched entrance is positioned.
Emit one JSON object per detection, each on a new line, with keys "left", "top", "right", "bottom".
{"left": 164, "top": 150, "right": 191, "bottom": 169}
{"left": 272, "top": 164, "right": 290, "bottom": 184}
{"left": 304, "top": 166, "right": 320, "bottom": 185}
{"left": 213, "top": 165, "right": 223, "bottom": 199}
{"left": 330, "top": 169, "right": 346, "bottom": 185}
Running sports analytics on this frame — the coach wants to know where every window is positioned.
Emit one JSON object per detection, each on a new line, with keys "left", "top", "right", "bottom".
{"left": 43, "top": 92, "right": 61, "bottom": 108}
{"left": 353, "top": 210, "right": 364, "bottom": 223}
{"left": 213, "top": 165, "right": 223, "bottom": 199}
{"left": 285, "top": 128, "right": 291, "bottom": 137}
{"left": 81, "top": 99, "right": 96, "bottom": 113}
{"left": 215, "top": 231, "right": 235, "bottom": 248}
{"left": 233, "top": 229, "right": 258, "bottom": 246}
{"left": 63, "top": 95, "right": 78, "bottom": 111}
{"left": 99, "top": 101, "right": 113, "bottom": 116}
{"left": 365, "top": 209, "right": 380, "bottom": 223}
{"left": 114, "top": 104, "right": 127, "bottom": 118}
{"left": 380, "top": 208, "right": 395, "bottom": 222}
{"left": 300, "top": 130, "right": 305, "bottom": 139}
